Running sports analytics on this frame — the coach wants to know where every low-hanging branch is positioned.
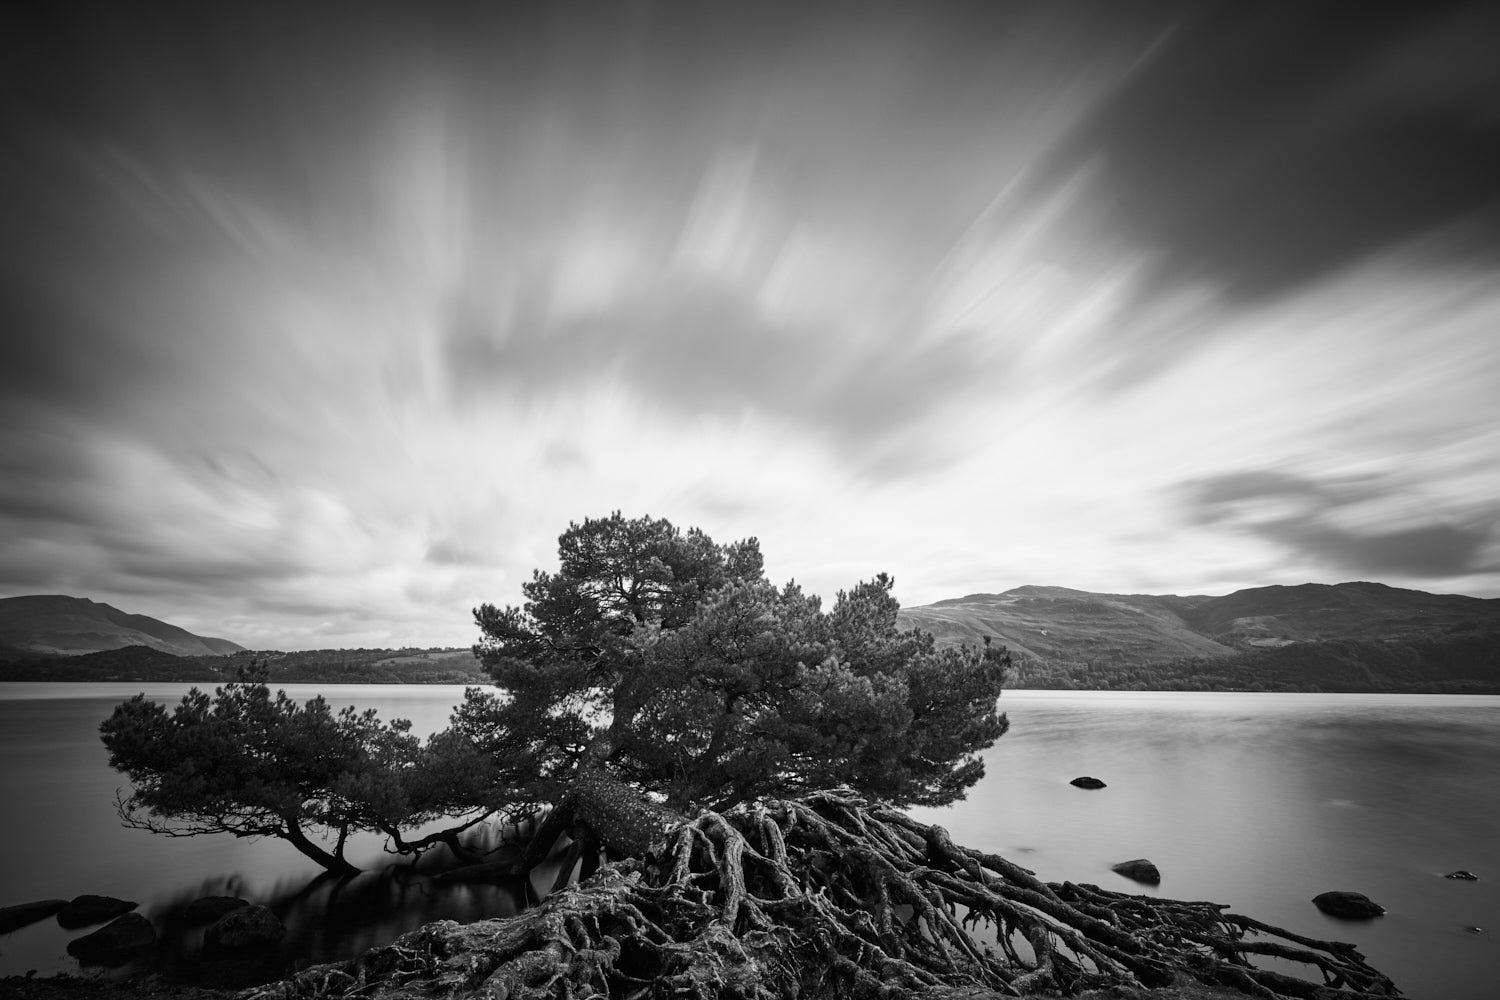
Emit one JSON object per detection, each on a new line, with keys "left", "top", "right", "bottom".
{"left": 249, "top": 789, "right": 1400, "bottom": 1000}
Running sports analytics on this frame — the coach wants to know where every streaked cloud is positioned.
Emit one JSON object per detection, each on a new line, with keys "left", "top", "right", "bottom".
{"left": 1187, "top": 469, "right": 1499, "bottom": 580}
{"left": 2, "top": 2, "right": 1498, "bottom": 648}
{"left": 1025, "top": 2, "right": 1500, "bottom": 302}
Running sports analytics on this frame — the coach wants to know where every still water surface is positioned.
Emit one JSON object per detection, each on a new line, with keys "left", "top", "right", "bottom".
{"left": 1, "top": 685, "right": 1496, "bottom": 997}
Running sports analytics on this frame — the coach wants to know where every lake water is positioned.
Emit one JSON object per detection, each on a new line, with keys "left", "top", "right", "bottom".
{"left": 1, "top": 685, "right": 1496, "bottom": 997}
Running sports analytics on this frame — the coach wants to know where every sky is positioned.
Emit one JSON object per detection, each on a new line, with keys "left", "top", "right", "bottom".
{"left": 3, "top": 1, "right": 1500, "bottom": 650}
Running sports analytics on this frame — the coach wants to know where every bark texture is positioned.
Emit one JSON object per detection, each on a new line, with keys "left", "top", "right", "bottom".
{"left": 245, "top": 791, "right": 1399, "bottom": 1000}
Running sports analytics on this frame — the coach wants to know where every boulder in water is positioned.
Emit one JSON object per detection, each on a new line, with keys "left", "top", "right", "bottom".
{"left": 1070, "top": 776, "right": 1107, "bottom": 789}
{"left": 183, "top": 895, "right": 251, "bottom": 924}
{"left": 1312, "top": 891, "right": 1385, "bottom": 919}
{"left": 65, "top": 912, "right": 155, "bottom": 965}
{"left": 1112, "top": 859, "right": 1161, "bottom": 884}
{"left": 204, "top": 904, "right": 285, "bottom": 952}
{"left": 57, "top": 894, "right": 137, "bottom": 929}
{"left": 0, "top": 898, "right": 68, "bottom": 933}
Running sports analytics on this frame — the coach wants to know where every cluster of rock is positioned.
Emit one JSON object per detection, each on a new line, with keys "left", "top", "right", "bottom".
{"left": 1069, "top": 774, "right": 1481, "bottom": 924}
{"left": 0, "top": 895, "right": 153, "bottom": 965}
{"left": 1069, "top": 777, "right": 1166, "bottom": 889}
{"left": 0, "top": 892, "right": 286, "bottom": 968}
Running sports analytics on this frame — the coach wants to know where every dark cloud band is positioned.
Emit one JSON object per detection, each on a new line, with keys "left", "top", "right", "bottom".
{"left": 1186, "top": 469, "right": 1497, "bottom": 579}
{"left": 1037, "top": 1, "right": 1500, "bottom": 300}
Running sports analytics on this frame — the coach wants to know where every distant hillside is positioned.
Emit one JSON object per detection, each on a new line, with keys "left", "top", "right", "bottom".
{"left": 898, "top": 581, "right": 1500, "bottom": 693}
{"left": 896, "top": 586, "right": 1236, "bottom": 665}
{"left": 240, "top": 647, "right": 487, "bottom": 684}
{"left": 0, "top": 595, "right": 245, "bottom": 657}
{"left": 1176, "top": 581, "right": 1499, "bottom": 645}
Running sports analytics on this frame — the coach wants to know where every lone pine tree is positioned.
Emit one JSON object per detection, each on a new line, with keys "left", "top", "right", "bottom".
{"left": 108, "top": 513, "right": 1401, "bottom": 998}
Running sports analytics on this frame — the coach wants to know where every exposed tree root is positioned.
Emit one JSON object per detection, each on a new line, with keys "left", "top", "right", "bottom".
{"left": 245, "top": 791, "right": 1399, "bottom": 1000}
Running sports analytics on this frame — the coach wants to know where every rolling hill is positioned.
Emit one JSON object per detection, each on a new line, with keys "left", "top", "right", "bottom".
{"left": 0, "top": 594, "right": 245, "bottom": 658}
{"left": 898, "top": 581, "right": 1500, "bottom": 659}
{"left": 1175, "top": 581, "right": 1500, "bottom": 645}
{"left": 896, "top": 585, "right": 1235, "bottom": 665}
{"left": 896, "top": 582, "right": 1500, "bottom": 692}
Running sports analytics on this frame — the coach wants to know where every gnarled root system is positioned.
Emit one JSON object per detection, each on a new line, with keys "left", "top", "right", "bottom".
{"left": 248, "top": 791, "right": 1399, "bottom": 1000}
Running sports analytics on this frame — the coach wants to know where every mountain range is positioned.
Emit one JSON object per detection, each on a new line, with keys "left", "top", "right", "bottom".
{"left": 0, "top": 595, "right": 244, "bottom": 658}
{"left": 3, "top": 583, "right": 1498, "bottom": 692}
{"left": 894, "top": 581, "right": 1500, "bottom": 663}
{"left": 896, "top": 581, "right": 1500, "bottom": 692}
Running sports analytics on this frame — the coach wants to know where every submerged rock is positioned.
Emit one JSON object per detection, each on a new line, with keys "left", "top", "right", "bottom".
{"left": 204, "top": 904, "right": 285, "bottom": 952}
{"left": 182, "top": 895, "right": 250, "bottom": 924}
{"left": 56, "top": 895, "right": 137, "bottom": 929}
{"left": 0, "top": 899, "right": 68, "bottom": 934}
{"left": 65, "top": 912, "right": 155, "bottom": 965}
{"left": 1070, "top": 776, "right": 1107, "bottom": 789}
{"left": 1312, "top": 891, "right": 1385, "bottom": 919}
{"left": 1112, "top": 859, "right": 1162, "bottom": 884}
{"left": 1444, "top": 870, "right": 1479, "bottom": 881}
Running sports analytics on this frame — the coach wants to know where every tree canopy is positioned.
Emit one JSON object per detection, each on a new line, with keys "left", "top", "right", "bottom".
{"left": 101, "top": 512, "right": 1009, "bottom": 874}
{"left": 471, "top": 512, "right": 1010, "bottom": 813}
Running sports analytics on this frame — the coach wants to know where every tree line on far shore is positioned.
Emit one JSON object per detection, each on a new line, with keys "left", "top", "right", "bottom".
{"left": 0, "top": 645, "right": 488, "bottom": 684}
{"left": 1007, "top": 631, "right": 1500, "bottom": 693}
{"left": 11, "top": 632, "right": 1496, "bottom": 693}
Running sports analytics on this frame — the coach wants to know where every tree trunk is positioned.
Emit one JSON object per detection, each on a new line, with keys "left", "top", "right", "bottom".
{"left": 280, "top": 816, "right": 360, "bottom": 876}
{"left": 569, "top": 772, "right": 684, "bottom": 858}
{"left": 513, "top": 770, "right": 684, "bottom": 876}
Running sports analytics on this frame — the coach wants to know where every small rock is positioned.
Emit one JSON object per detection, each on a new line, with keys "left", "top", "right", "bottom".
{"left": 56, "top": 894, "right": 138, "bottom": 929}
{"left": 204, "top": 904, "right": 285, "bottom": 952}
{"left": 1112, "top": 859, "right": 1161, "bottom": 884}
{"left": 183, "top": 895, "right": 251, "bottom": 924}
{"left": 1312, "top": 891, "right": 1385, "bottom": 919}
{"left": 0, "top": 899, "right": 68, "bottom": 934}
{"left": 1070, "top": 776, "right": 1107, "bottom": 789}
{"left": 65, "top": 912, "right": 155, "bottom": 965}
{"left": 1444, "top": 870, "right": 1479, "bottom": 881}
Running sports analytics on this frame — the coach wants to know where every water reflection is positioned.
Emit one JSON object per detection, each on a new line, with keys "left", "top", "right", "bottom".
{"left": 0, "top": 684, "right": 540, "bottom": 985}
{"left": 71, "top": 856, "right": 529, "bottom": 987}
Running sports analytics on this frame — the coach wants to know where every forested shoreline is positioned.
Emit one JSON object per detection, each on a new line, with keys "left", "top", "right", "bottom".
{"left": 0, "top": 646, "right": 486, "bottom": 684}
{"left": 6, "top": 632, "right": 1498, "bottom": 693}
{"left": 1007, "top": 632, "right": 1500, "bottom": 693}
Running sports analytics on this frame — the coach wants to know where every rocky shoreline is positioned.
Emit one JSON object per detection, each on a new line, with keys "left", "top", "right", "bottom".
{"left": 0, "top": 974, "right": 237, "bottom": 1000}
{"left": 1, "top": 971, "right": 1252, "bottom": 1000}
